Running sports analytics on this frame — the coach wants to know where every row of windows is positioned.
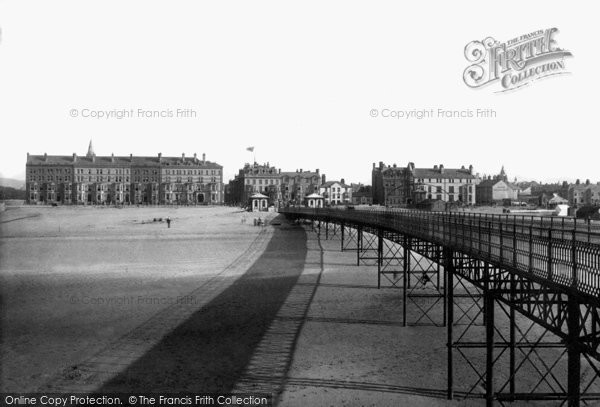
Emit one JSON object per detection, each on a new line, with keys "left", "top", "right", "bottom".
{"left": 31, "top": 167, "right": 221, "bottom": 176}
{"left": 29, "top": 168, "right": 72, "bottom": 174}
{"left": 31, "top": 175, "right": 217, "bottom": 183}
{"left": 164, "top": 177, "right": 218, "bottom": 183}
{"left": 246, "top": 179, "right": 280, "bottom": 185}
{"left": 416, "top": 178, "right": 473, "bottom": 184}
{"left": 76, "top": 168, "right": 131, "bottom": 175}
{"left": 164, "top": 169, "right": 220, "bottom": 175}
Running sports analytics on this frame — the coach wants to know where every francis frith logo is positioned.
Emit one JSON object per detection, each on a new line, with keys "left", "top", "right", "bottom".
{"left": 463, "top": 28, "right": 572, "bottom": 92}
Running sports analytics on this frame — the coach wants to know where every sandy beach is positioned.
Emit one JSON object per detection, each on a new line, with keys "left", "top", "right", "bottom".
{"left": 1, "top": 206, "right": 595, "bottom": 406}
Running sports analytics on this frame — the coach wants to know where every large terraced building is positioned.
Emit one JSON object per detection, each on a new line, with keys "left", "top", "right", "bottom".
{"left": 26, "top": 142, "right": 224, "bottom": 205}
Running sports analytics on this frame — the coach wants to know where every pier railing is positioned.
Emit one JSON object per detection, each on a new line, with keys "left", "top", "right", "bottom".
{"left": 281, "top": 207, "right": 600, "bottom": 298}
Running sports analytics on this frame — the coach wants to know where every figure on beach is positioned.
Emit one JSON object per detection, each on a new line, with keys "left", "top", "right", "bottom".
{"left": 166, "top": 217, "right": 171, "bottom": 228}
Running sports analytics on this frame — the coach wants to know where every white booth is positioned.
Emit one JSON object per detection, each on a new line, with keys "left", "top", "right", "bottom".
{"left": 249, "top": 192, "right": 269, "bottom": 212}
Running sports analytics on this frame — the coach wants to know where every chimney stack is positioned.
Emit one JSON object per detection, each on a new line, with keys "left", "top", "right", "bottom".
{"left": 130, "top": 153, "right": 133, "bottom": 161}
{"left": 586, "top": 179, "right": 591, "bottom": 185}
{"left": 111, "top": 153, "right": 115, "bottom": 163}
{"left": 434, "top": 165, "right": 438, "bottom": 170}
{"left": 73, "top": 153, "right": 77, "bottom": 163}
{"left": 44, "top": 153, "right": 48, "bottom": 162}
{"left": 469, "top": 164, "right": 473, "bottom": 174}
{"left": 322, "top": 174, "right": 326, "bottom": 184}
{"left": 439, "top": 164, "right": 444, "bottom": 174}
{"left": 182, "top": 153, "right": 185, "bottom": 161}
{"left": 202, "top": 153, "right": 206, "bottom": 164}
{"left": 316, "top": 168, "right": 319, "bottom": 174}
{"left": 341, "top": 178, "right": 345, "bottom": 185}
{"left": 158, "top": 152, "right": 162, "bottom": 162}
{"left": 193, "top": 153, "right": 197, "bottom": 162}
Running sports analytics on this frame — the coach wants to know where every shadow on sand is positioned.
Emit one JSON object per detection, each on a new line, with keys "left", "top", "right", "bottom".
{"left": 98, "top": 219, "right": 307, "bottom": 393}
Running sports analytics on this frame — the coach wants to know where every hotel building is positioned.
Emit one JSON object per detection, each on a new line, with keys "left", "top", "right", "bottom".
{"left": 26, "top": 142, "right": 224, "bottom": 205}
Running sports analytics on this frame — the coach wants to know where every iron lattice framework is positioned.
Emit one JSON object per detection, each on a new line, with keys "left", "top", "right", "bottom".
{"left": 283, "top": 207, "right": 600, "bottom": 406}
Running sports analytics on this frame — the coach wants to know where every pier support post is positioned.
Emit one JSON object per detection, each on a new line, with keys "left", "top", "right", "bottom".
{"left": 445, "top": 247, "right": 454, "bottom": 400}
{"left": 567, "top": 295, "right": 581, "bottom": 407}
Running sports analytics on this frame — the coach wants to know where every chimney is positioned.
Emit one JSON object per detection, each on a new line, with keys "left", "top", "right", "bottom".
{"left": 316, "top": 168, "right": 319, "bottom": 174}
{"left": 469, "top": 164, "right": 473, "bottom": 174}
{"left": 322, "top": 174, "right": 326, "bottom": 184}
{"left": 393, "top": 163, "right": 396, "bottom": 168}
{"left": 341, "top": 178, "right": 345, "bottom": 185}
{"left": 586, "top": 179, "right": 590, "bottom": 185}
{"left": 434, "top": 165, "right": 438, "bottom": 170}
{"left": 278, "top": 169, "right": 281, "bottom": 174}
{"left": 202, "top": 153, "right": 206, "bottom": 164}
{"left": 193, "top": 153, "right": 197, "bottom": 162}
{"left": 379, "top": 161, "right": 384, "bottom": 170}
{"left": 44, "top": 153, "right": 48, "bottom": 162}
{"left": 73, "top": 153, "right": 77, "bottom": 163}
{"left": 373, "top": 163, "right": 376, "bottom": 169}
{"left": 111, "top": 153, "right": 115, "bottom": 163}
{"left": 300, "top": 168, "right": 303, "bottom": 173}
{"left": 130, "top": 153, "right": 133, "bottom": 161}
{"left": 182, "top": 153, "right": 185, "bottom": 161}
{"left": 158, "top": 152, "right": 162, "bottom": 163}
{"left": 439, "top": 164, "right": 444, "bottom": 174}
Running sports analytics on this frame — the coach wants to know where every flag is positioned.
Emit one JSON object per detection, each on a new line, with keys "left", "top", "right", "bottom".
{"left": 246, "top": 146, "right": 254, "bottom": 152}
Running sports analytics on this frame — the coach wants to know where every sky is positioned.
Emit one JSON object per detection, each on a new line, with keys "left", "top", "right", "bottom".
{"left": 0, "top": 1, "right": 597, "bottom": 185}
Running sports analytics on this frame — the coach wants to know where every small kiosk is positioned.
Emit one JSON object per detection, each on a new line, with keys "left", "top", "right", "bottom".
{"left": 305, "top": 193, "right": 324, "bottom": 208}
{"left": 249, "top": 192, "right": 269, "bottom": 212}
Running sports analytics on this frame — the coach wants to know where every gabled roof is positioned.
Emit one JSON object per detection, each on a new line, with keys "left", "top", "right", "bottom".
{"left": 280, "top": 171, "right": 319, "bottom": 178}
{"left": 320, "top": 180, "right": 350, "bottom": 188}
{"left": 413, "top": 168, "right": 476, "bottom": 180}
{"left": 477, "top": 178, "right": 518, "bottom": 189}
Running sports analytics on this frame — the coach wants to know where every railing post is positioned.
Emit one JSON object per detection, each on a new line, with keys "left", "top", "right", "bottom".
{"left": 513, "top": 222, "right": 517, "bottom": 268}
{"left": 499, "top": 222, "right": 504, "bottom": 262}
{"left": 529, "top": 225, "right": 533, "bottom": 273}
{"left": 572, "top": 229, "right": 578, "bottom": 288}
{"left": 547, "top": 229, "right": 553, "bottom": 281}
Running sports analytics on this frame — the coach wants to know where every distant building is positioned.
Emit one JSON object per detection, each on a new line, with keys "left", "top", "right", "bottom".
{"left": 548, "top": 193, "right": 569, "bottom": 207}
{"left": 319, "top": 179, "right": 352, "bottom": 205}
{"left": 226, "top": 163, "right": 322, "bottom": 207}
{"left": 280, "top": 169, "right": 322, "bottom": 205}
{"left": 412, "top": 164, "right": 478, "bottom": 205}
{"left": 569, "top": 180, "right": 600, "bottom": 207}
{"left": 351, "top": 185, "right": 373, "bottom": 205}
{"left": 372, "top": 161, "right": 479, "bottom": 206}
{"left": 371, "top": 162, "right": 413, "bottom": 206}
{"left": 476, "top": 167, "right": 519, "bottom": 204}
{"left": 26, "top": 142, "right": 224, "bottom": 205}
{"left": 227, "top": 162, "right": 282, "bottom": 207}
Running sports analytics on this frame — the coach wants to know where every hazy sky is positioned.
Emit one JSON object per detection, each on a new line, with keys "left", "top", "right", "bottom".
{"left": 0, "top": 1, "right": 597, "bottom": 185}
